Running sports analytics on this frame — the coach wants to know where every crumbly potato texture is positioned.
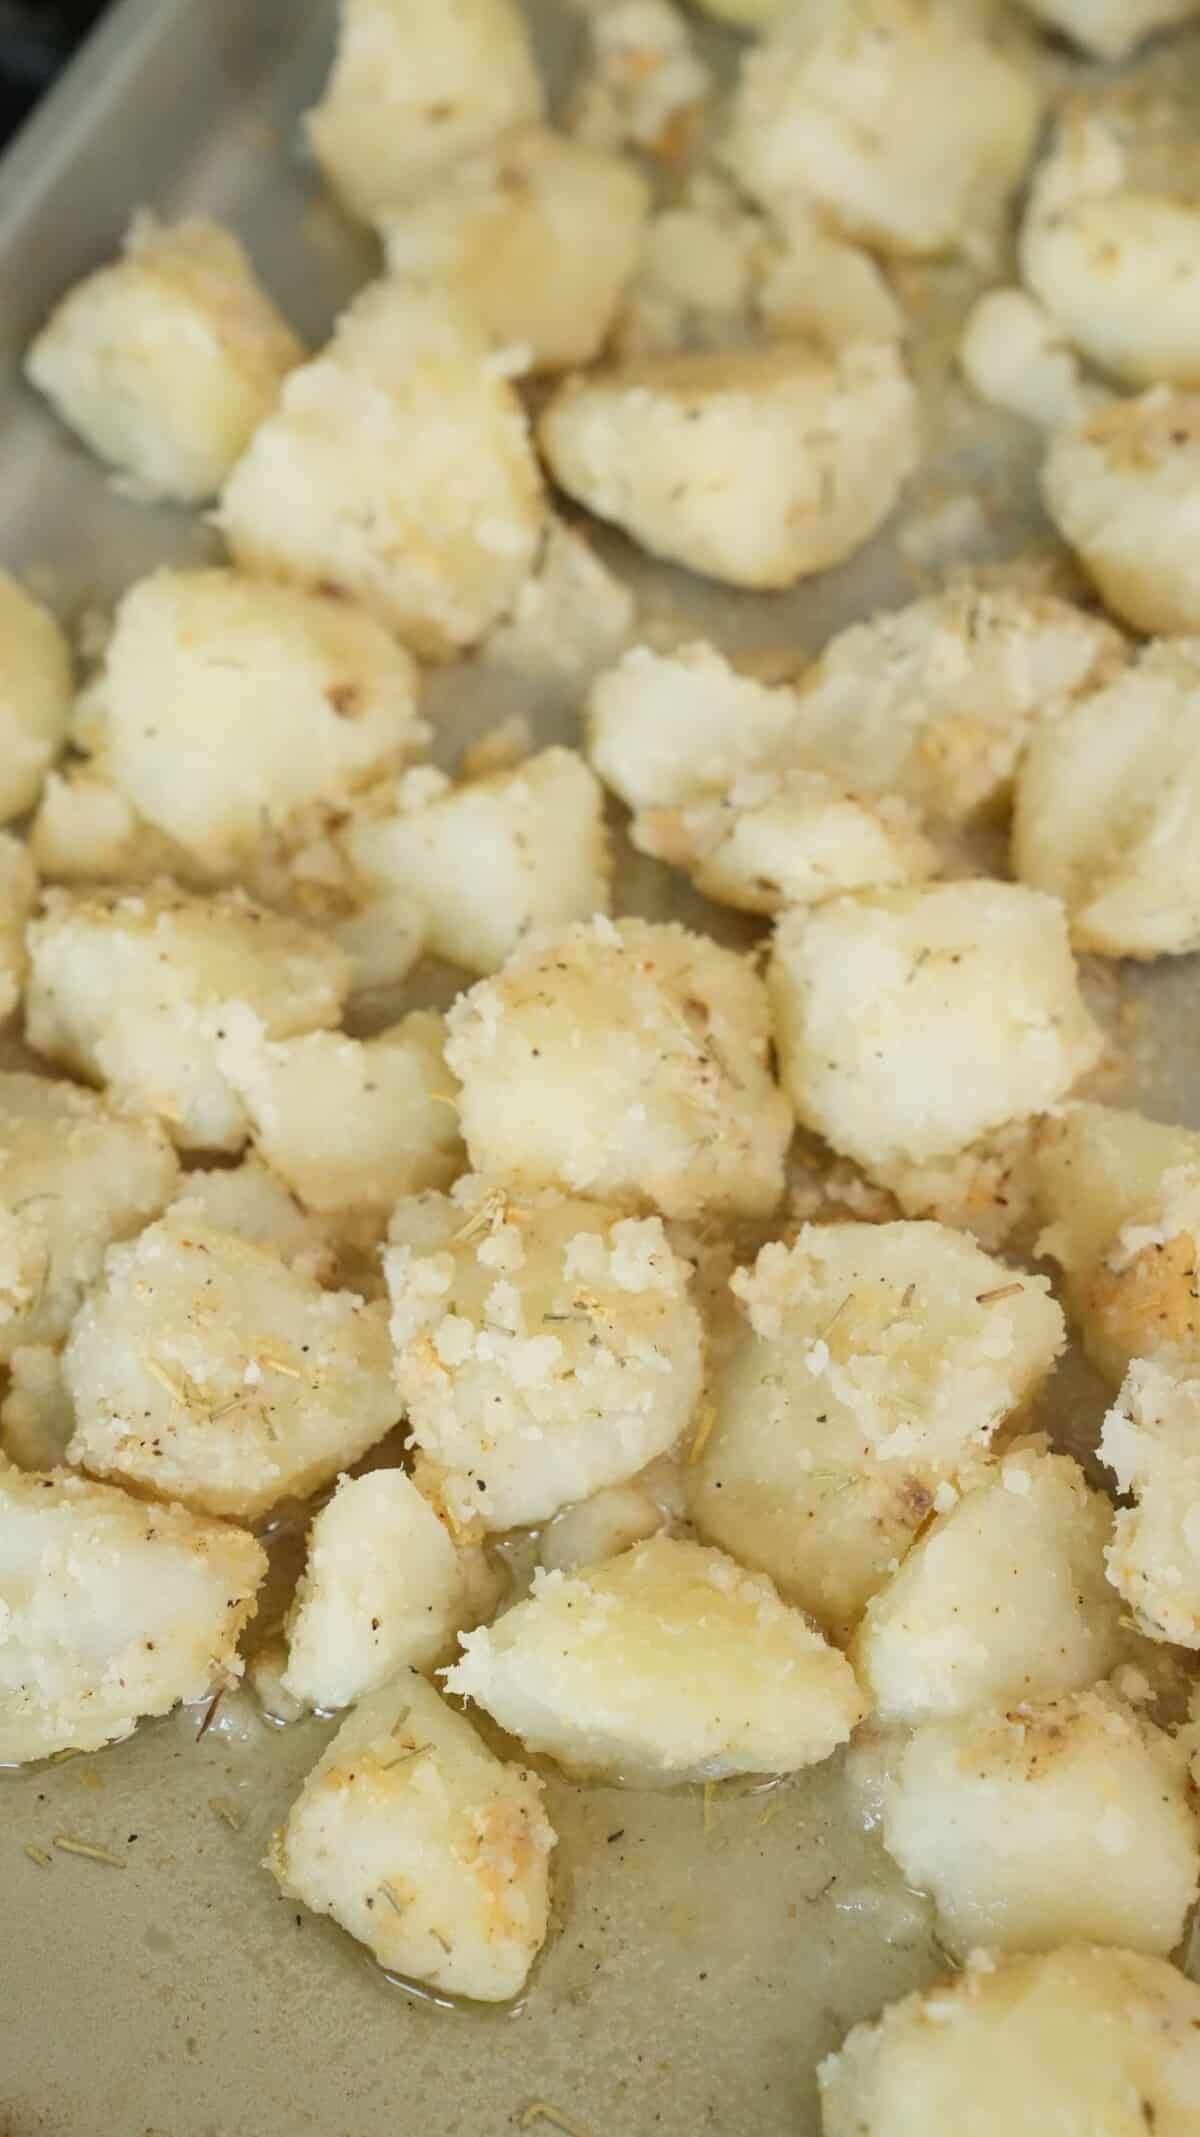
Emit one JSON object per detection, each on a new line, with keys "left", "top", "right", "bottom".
{"left": 25, "top": 883, "right": 350, "bottom": 1153}
{"left": 819, "top": 1946, "right": 1200, "bottom": 2136}
{"left": 1101, "top": 1358, "right": 1200, "bottom": 1648}
{"left": 0, "top": 1464, "right": 265, "bottom": 1762}
{"left": 689, "top": 1223, "right": 1064, "bottom": 1640}
{"left": 770, "top": 882, "right": 1102, "bottom": 1174}
{"left": 444, "top": 917, "right": 792, "bottom": 1221}
{"left": 268, "top": 1669, "right": 554, "bottom": 2002}
{"left": 0, "top": 573, "right": 72, "bottom": 823}
{"left": 1044, "top": 387, "right": 1200, "bottom": 635}
{"left": 386, "top": 1178, "right": 703, "bottom": 1532}
{"left": 882, "top": 1686, "right": 1199, "bottom": 1959}
{"left": 26, "top": 213, "right": 302, "bottom": 502}
{"left": 587, "top": 641, "right": 801, "bottom": 815}
{"left": 219, "top": 280, "right": 545, "bottom": 660}
{"left": 959, "top": 286, "right": 1094, "bottom": 431}
{"left": 447, "top": 1535, "right": 865, "bottom": 1787}
{"left": 63, "top": 1214, "right": 397, "bottom": 1520}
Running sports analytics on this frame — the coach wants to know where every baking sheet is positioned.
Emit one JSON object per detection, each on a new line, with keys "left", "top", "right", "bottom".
{"left": 0, "top": 6, "right": 1197, "bottom": 2134}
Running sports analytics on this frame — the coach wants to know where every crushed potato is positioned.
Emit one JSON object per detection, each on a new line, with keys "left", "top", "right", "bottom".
{"left": 444, "top": 917, "right": 792, "bottom": 1220}
{"left": 688, "top": 1222, "right": 1064, "bottom": 1640}
{"left": 882, "top": 1686, "right": 1199, "bottom": 1959}
{"left": 0, "top": 1464, "right": 264, "bottom": 1762}
{"left": 852, "top": 1446, "right": 1130, "bottom": 1723}
{"left": 386, "top": 1178, "right": 703, "bottom": 1532}
{"left": 25, "top": 214, "right": 302, "bottom": 502}
{"left": 1101, "top": 1358, "right": 1200, "bottom": 1648}
{"left": 1043, "top": 387, "right": 1200, "bottom": 635}
{"left": 25, "top": 883, "right": 350, "bottom": 1153}
{"left": 770, "top": 882, "right": 1102, "bottom": 1173}
{"left": 959, "top": 286, "right": 1095, "bottom": 431}
{"left": 819, "top": 1946, "right": 1200, "bottom": 2134}
{"left": 447, "top": 1535, "right": 865, "bottom": 1786}
{"left": 166, "top": 1158, "right": 338, "bottom": 1284}
{"left": 0, "top": 573, "right": 72, "bottom": 822}
{"left": 269, "top": 1668, "right": 554, "bottom": 2001}
{"left": 63, "top": 1214, "right": 397, "bottom": 1519}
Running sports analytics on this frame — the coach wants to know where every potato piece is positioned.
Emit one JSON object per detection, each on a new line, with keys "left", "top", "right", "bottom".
{"left": 269, "top": 1669, "right": 553, "bottom": 2001}
{"left": 634, "top": 767, "right": 938, "bottom": 915}
{"left": 819, "top": 1945, "right": 1200, "bottom": 2136}
{"left": 93, "top": 568, "right": 426, "bottom": 875}
{"left": 538, "top": 340, "right": 917, "bottom": 590}
{"left": 883, "top": 1687, "right": 1199, "bottom": 1959}
{"left": 444, "top": 917, "right": 792, "bottom": 1221}
{"left": 0, "top": 573, "right": 72, "bottom": 821}
{"left": 346, "top": 749, "right": 611, "bottom": 975}
{"left": 568, "top": 0, "right": 712, "bottom": 160}
{"left": 0, "top": 1347, "right": 74, "bottom": 1471}
{"left": 688, "top": 1223, "right": 1064, "bottom": 1640}
{"left": 480, "top": 517, "right": 634, "bottom": 689}
{"left": 876, "top": 1121, "right": 1037, "bottom": 1255}
{"left": 587, "top": 641, "right": 802, "bottom": 814}
{"left": 1021, "top": 97, "right": 1200, "bottom": 391}
{"left": 1018, "top": 0, "right": 1200, "bottom": 61}
{"left": 63, "top": 1214, "right": 397, "bottom": 1520}
{"left": 769, "top": 882, "right": 1102, "bottom": 1173}
{"left": 0, "top": 1071, "right": 177, "bottom": 1359}
{"left": 1043, "top": 388, "right": 1200, "bottom": 635}
{"left": 758, "top": 212, "right": 904, "bottom": 353}
{"left": 960, "top": 286, "right": 1093, "bottom": 431}
{"left": 0, "top": 834, "right": 36, "bottom": 1021}
{"left": 852, "top": 1448, "right": 1130, "bottom": 1723}
{"left": 167, "top": 1159, "right": 337, "bottom": 1282}
{"left": 1101, "top": 1359, "right": 1200, "bottom": 1648}
{"left": 1032, "top": 1101, "right": 1200, "bottom": 1385}
{"left": 30, "top": 765, "right": 198, "bottom": 890}
{"left": 612, "top": 178, "right": 766, "bottom": 362}
{"left": 306, "top": 0, "right": 543, "bottom": 223}
{"left": 219, "top": 280, "right": 545, "bottom": 661}
{"left": 725, "top": 0, "right": 1039, "bottom": 260}
{"left": 787, "top": 587, "right": 1125, "bottom": 834}
{"left": 381, "top": 127, "right": 648, "bottom": 373}
{"left": 537, "top": 1475, "right": 669, "bottom": 1574}
{"left": 0, "top": 1465, "right": 265, "bottom": 1762}
{"left": 447, "top": 1535, "right": 865, "bottom": 1786}
{"left": 26, "top": 214, "right": 302, "bottom": 502}
{"left": 25, "top": 883, "right": 350, "bottom": 1153}
{"left": 281, "top": 1471, "right": 497, "bottom": 1707}
{"left": 1014, "top": 636, "right": 1200, "bottom": 958}
{"left": 386, "top": 1179, "right": 703, "bottom": 1532}
{"left": 217, "top": 1010, "right": 461, "bottom": 1221}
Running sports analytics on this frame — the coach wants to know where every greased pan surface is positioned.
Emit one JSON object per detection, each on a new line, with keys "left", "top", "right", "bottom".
{"left": 0, "top": 6, "right": 1196, "bottom": 2133}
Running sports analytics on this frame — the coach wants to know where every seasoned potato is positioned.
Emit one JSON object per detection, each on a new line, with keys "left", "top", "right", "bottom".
{"left": 612, "top": 176, "right": 765, "bottom": 362}
{"left": 30, "top": 764, "right": 197, "bottom": 890}
{"left": 218, "top": 1010, "right": 462, "bottom": 1220}
{"left": 1101, "top": 1359, "right": 1200, "bottom": 1648}
{"left": 1018, "top": 0, "right": 1200, "bottom": 61}
{"left": 537, "top": 1466, "right": 676, "bottom": 1574}
{"left": 688, "top": 1224, "right": 1064, "bottom": 1640}
{"left": 769, "top": 882, "right": 1102, "bottom": 1173}
{"left": 0, "top": 1347, "right": 74, "bottom": 1471}
{"left": 852, "top": 1448, "right": 1130, "bottom": 1723}
{"left": 345, "top": 749, "right": 612, "bottom": 975}
{"left": 1014, "top": 637, "right": 1200, "bottom": 958}
{"left": 268, "top": 1669, "right": 554, "bottom": 2002}
{"left": 568, "top": 0, "right": 712, "bottom": 160}
{"left": 1021, "top": 96, "right": 1200, "bottom": 390}
{"left": 757, "top": 212, "right": 904, "bottom": 353}
{"left": 25, "top": 883, "right": 350, "bottom": 1153}
{"left": 26, "top": 214, "right": 302, "bottom": 502}
{"left": 0, "top": 1465, "right": 265, "bottom": 1762}
{"left": 587, "top": 641, "right": 801, "bottom": 814}
{"left": 876, "top": 1122, "right": 1038, "bottom": 1254}
{"left": 0, "top": 573, "right": 72, "bottom": 821}
{"left": 959, "top": 286, "right": 1093, "bottom": 431}
{"left": 786, "top": 588, "right": 1125, "bottom": 835}
{"left": 447, "top": 1535, "right": 865, "bottom": 1787}
{"left": 444, "top": 917, "right": 792, "bottom": 1221}
{"left": 381, "top": 128, "right": 649, "bottom": 373}
{"left": 306, "top": 0, "right": 544, "bottom": 223}
{"left": 0, "top": 834, "right": 36, "bottom": 1020}
{"left": 633, "top": 767, "right": 938, "bottom": 915}
{"left": 386, "top": 1179, "right": 703, "bottom": 1532}
{"left": 167, "top": 1158, "right": 337, "bottom": 1282}
{"left": 94, "top": 569, "right": 426, "bottom": 875}
{"left": 1043, "top": 388, "right": 1200, "bottom": 635}
{"left": 882, "top": 1687, "right": 1199, "bottom": 1958}
{"left": 480, "top": 516, "right": 634, "bottom": 689}
{"left": 538, "top": 341, "right": 917, "bottom": 590}
{"left": 0, "top": 1070, "right": 177, "bottom": 1359}
{"left": 725, "top": 0, "right": 1039, "bottom": 259}
{"left": 281, "top": 1471, "right": 498, "bottom": 1707}
{"left": 1032, "top": 1101, "right": 1200, "bottom": 1384}
{"left": 63, "top": 1214, "right": 397, "bottom": 1520}
{"left": 220, "top": 280, "right": 545, "bottom": 660}
{"left": 819, "top": 1945, "right": 1200, "bottom": 2135}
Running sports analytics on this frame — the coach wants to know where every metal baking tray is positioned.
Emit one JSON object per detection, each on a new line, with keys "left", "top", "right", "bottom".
{"left": 0, "top": 6, "right": 1195, "bottom": 2134}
